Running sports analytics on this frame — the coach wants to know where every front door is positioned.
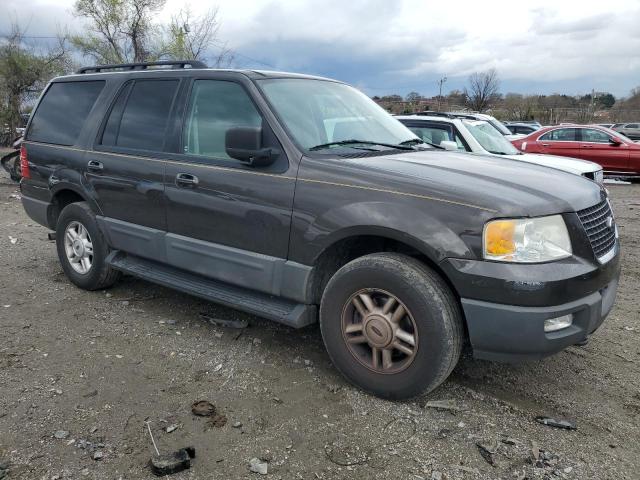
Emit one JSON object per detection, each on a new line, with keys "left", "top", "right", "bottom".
{"left": 535, "top": 128, "right": 582, "bottom": 159}
{"left": 578, "top": 128, "right": 629, "bottom": 172}
{"left": 163, "top": 78, "right": 297, "bottom": 292}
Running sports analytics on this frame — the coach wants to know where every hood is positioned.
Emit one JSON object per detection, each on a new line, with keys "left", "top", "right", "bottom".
{"left": 505, "top": 133, "right": 526, "bottom": 141}
{"left": 503, "top": 153, "right": 601, "bottom": 175}
{"left": 344, "top": 150, "right": 603, "bottom": 218}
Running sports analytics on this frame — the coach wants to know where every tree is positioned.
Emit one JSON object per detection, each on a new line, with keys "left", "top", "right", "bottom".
{"left": 160, "top": 7, "right": 234, "bottom": 66}
{"left": 71, "top": 0, "right": 166, "bottom": 63}
{"left": 0, "top": 22, "right": 71, "bottom": 144}
{"left": 464, "top": 68, "right": 500, "bottom": 112}
{"left": 71, "top": 0, "right": 234, "bottom": 66}
{"left": 405, "top": 91, "right": 421, "bottom": 102}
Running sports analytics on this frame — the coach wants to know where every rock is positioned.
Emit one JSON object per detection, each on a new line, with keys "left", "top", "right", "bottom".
{"left": 93, "top": 451, "right": 104, "bottom": 461}
{"left": 476, "top": 441, "right": 497, "bottom": 466}
{"left": 54, "top": 430, "right": 69, "bottom": 439}
{"left": 166, "top": 424, "right": 179, "bottom": 433}
{"left": 150, "top": 447, "right": 196, "bottom": 476}
{"left": 249, "top": 457, "right": 268, "bottom": 475}
{"left": 430, "top": 472, "right": 443, "bottom": 480}
{"left": 232, "top": 421, "right": 242, "bottom": 428}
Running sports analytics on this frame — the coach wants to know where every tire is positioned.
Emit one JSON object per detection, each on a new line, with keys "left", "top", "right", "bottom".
{"left": 55, "top": 202, "right": 120, "bottom": 290}
{"left": 319, "top": 253, "right": 463, "bottom": 400}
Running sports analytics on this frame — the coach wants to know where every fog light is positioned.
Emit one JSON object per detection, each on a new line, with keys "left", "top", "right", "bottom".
{"left": 544, "top": 314, "right": 573, "bottom": 333}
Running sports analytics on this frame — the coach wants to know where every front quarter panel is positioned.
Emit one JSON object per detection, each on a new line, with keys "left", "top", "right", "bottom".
{"left": 289, "top": 157, "right": 489, "bottom": 265}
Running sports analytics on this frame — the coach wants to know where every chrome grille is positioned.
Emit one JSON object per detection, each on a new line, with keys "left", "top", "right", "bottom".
{"left": 577, "top": 198, "right": 616, "bottom": 260}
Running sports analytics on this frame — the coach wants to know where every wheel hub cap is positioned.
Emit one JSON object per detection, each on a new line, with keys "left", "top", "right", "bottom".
{"left": 63, "top": 221, "right": 93, "bottom": 275}
{"left": 341, "top": 289, "right": 418, "bottom": 374}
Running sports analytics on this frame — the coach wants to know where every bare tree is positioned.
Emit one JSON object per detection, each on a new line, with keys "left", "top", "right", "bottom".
{"left": 71, "top": 0, "right": 166, "bottom": 63}
{"left": 464, "top": 68, "right": 500, "bottom": 112}
{"left": 0, "top": 22, "right": 71, "bottom": 144}
{"left": 160, "top": 6, "right": 234, "bottom": 67}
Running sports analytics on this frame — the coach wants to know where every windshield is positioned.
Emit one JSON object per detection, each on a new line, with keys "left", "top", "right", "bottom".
{"left": 258, "top": 78, "right": 419, "bottom": 151}
{"left": 463, "top": 120, "right": 520, "bottom": 155}
{"left": 486, "top": 118, "right": 513, "bottom": 136}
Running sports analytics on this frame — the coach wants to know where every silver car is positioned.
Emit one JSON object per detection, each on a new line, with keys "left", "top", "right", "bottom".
{"left": 613, "top": 123, "right": 640, "bottom": 140}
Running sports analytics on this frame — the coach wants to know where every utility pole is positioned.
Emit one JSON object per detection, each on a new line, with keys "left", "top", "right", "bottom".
{"left": 436, "top": 76, "right": 447, "bottom": 112}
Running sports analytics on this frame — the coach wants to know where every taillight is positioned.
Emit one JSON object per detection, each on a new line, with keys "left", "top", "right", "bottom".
{"left": 20, "top": 145, "right": 30, "bottom": 179}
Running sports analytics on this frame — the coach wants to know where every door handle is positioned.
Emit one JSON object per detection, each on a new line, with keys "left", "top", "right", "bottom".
{"left": 87, "top": 160, "right": 103, "bottom": 171}
{"left": 175, "top": 173, "right": 199, "bottom": 187}
{"left": 581, "top": 145, "right": 593, "bottom": 148}
{"left": 542, "top": 143, "right": 550, "bottom": 147}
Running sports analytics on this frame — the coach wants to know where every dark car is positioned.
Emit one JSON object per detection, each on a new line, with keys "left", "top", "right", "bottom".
{"left": 19, "top": 61, "right": 620, "bottom": 399}
{"left": 511, "top": 125, "right": 640, "bottom": 179}
{"left": 504, "top": 123, "right": 540, "bottom": 135}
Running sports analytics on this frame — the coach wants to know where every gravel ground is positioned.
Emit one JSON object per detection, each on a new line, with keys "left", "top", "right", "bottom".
{"left": 1, "top": 165, "right": 639, "bottom": 480}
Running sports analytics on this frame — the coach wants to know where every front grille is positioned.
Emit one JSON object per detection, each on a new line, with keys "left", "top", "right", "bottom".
{"left": 577, "top": 198, "right": 617, "bottom": 260}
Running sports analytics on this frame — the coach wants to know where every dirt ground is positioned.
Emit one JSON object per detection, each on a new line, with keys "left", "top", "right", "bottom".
{"left": 1, "top": 164, "right": 639, "bottom": 480}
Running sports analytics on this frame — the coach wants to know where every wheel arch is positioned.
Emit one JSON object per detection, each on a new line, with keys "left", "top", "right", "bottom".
{"left": 48, "top": 184, "right": 100, "bottom": 229}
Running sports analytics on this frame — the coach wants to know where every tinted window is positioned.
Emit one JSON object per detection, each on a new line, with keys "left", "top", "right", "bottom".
{"left": 540, "top": 128, "right": 578, "bottom": 141}
{"left": 626, "top": 123, "right": 639, "bottom": 128}
{"left": 183, "top": 80, "right": 262, "bottom": 159}
{"left": 101, "top": 79, "right": 179, "bottom": 151}
{"left": 581, "top": 128, "right": 610, "bottom": 143}
{"left": 28, "top": 81, "right": 104, "bottom": 145}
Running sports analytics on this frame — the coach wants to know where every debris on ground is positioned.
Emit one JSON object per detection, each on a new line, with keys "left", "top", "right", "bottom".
{"left": 199, "top": 312, "right": 248, "bottom": 329}
{"left": 248, "top": 457, "right": 268, "bottom": 475}
{"left": 535, "top": 416, "right": 577, "bottom": 430}
{"left": 192, "top": 400, "right": 216, "bottom": 417}
{"left": 475, "top": 440, "right": 497, "bottom": 466}
{"left": 423, "top": 399, "right": 462, "bottom": 412}
{"left": 150, "top": 447, "right": 196, "bottom": 476}
{"left": 8, "top": 236, "right": 17, "bottom": 245}
{"left": 232, "top": 421, "right": 242, "bottom": 428}
{"left": 54, "top": 430, "right": 69, "bottom": 439}
{"left": 92, "top": 451, "right": 104, "bottom": 461}
{"left": 165, "top": 424, "right": 179, "bottom": 433}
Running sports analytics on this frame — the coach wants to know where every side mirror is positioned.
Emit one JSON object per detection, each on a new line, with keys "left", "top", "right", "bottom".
{"left": 609, "top": 137, "right": 622, "bottom": 146}
{"left": 225, "top": 126, "right": 277, "bottom": 167}
{"left": 440, "top": 140, "right": 458, "bottom": 151}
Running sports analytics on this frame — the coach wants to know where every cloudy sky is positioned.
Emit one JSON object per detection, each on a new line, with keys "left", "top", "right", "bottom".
{"left": 2, "top": 0, "right": 639, "bottom": 98}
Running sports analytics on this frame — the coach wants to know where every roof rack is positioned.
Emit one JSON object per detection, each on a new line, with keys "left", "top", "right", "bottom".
{"left": 408, "top": 111, "right": 456, "bottom": 118}
{"left": 76, "top": 60, "right": 207, "bottom": 74}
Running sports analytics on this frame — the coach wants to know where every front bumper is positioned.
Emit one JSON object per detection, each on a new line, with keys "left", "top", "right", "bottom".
{"left": 441, "top": 246, "right": 621, "bottom": 362}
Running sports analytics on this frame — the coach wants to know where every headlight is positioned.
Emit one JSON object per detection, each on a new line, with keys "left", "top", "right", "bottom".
{"left": 483, "top": 215, "right": 572, "bottom": 262}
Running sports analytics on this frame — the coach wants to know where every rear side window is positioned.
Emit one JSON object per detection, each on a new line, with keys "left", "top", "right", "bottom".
{"left": 540, "top": 128, "right": 578, "bottom": 141}
{"left": 28, "top": 81, "right": 105, "bottom": 145}
{"left": 101, "top": 79, "right": 179, "bottom": 151}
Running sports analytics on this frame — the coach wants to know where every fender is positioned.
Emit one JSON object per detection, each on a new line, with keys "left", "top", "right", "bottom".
{"left": 291, "top": 201, "right": 476, "bottom": 266}
{"left": 49, "top": 167, "right": 104, "bottom": 217}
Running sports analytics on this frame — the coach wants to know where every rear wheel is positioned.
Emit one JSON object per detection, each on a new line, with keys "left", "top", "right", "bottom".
{"left": 56, "top": 202, "right": 120, "bottom": 290}
{"left": 320, "top": 253, "right": 463, "bottom": 400}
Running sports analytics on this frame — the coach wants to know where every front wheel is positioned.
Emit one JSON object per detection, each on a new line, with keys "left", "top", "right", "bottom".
{"left": 320, "top": 253, "right": 463, "bottom": 400}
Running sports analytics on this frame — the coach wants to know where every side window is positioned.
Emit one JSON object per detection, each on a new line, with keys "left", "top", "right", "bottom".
{"left": 581, "top": 128, "right": 610, "bottom": 143}
{"left": 540, "top": 128, "right": 577, "bottom": 141}
{"left": 454, "top": 132, "right": 467, "bottom": 151}
{"left": 28, "top": 81, "right": 105, "bottom": 145}
{"left": 183, "top": 80, "right": 262, "bottom": 159}
{"left": 101, "top": 79, "right": 179, "bottom": 151}
{"left": 407, "top": 125, "right": 453, "bottom": 146}
{"left": 626, "top": 123, "right": 639, "bottom": 129}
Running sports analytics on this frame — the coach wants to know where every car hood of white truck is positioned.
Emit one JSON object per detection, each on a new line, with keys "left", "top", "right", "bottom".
{"left": 502, "top": 152, "right": 602, "bottom": 176}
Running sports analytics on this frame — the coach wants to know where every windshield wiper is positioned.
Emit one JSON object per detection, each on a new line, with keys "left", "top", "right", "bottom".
{"left": 309, "top": 139, "right": 413, "bottom": 151}
{"left": 399, "top": 138, "right": 443, "bottom": 149}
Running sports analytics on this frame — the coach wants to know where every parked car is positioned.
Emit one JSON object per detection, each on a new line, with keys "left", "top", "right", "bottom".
{"left": 396, "top": 113, "right": 603, "bottom": 183}
{"left": 504, "top": 123, "right": 541, "bottom": 136}
{"left": 505, "top": 120, "right": 543, "bottom": 129}
{"left": 446, "top": 112, "right": 526, "bottom": 140}
{"left": 597, "top": 124, "right": 614, "bottom": 129}
{"left": 20, "top": 61, "right": 620, "bottom": 399}
{"left": 613, "top": 123, "right": 640, "bottom": 140}
{"left": 511, "top": 125, "right": 640, "bottom": 180}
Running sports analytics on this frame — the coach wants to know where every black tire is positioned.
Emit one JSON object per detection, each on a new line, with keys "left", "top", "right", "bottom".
{"left": 55, "top": 202, "right": 120, "bottom": 290}
{"left": 319, "top": 253, "right": 463, "bottom": 400}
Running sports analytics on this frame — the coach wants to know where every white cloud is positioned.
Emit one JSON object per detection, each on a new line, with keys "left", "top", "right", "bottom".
{"left": 1, "top": 0, "right": 639, "bottom": 96}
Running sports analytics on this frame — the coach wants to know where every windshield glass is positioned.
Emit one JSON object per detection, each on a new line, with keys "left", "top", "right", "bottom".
{"left": 463, "top": 120, "right": 520, "bottom": 155}
{"left": 486, "top": 118, "right": 513, "bottom": 136}
{"left": 258, "top": 78, "right": 419, "bottom": 151}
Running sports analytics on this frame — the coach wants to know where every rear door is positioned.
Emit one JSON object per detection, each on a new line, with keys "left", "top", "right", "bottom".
{"left": 163, "top": 76, "right": 297, "bottom": 291}
{"left": 578, "top": 127, "right": 629, "bottom": 172}
{"left": 88, "top": 78, "right": 181, "bottom": 258}
{"left": 536, "top": 128, "right": 582, "bottom": 158}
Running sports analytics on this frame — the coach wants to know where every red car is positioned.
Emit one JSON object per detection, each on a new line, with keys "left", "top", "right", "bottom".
{"left": 511, "top": 125, "right": 640, "bottom": 180}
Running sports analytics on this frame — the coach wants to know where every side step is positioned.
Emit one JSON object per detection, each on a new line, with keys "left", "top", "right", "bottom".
{"left": 106, "top": 251, "right": 317, "bottom": 328}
